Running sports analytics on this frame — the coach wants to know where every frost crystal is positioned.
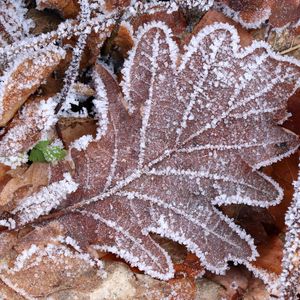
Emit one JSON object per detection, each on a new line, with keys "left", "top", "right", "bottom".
{"left": 13, "top": 173, "right": 78, "bottom": 225}
{"left": 0, "top": 0, "right": 34, "bottom": 46}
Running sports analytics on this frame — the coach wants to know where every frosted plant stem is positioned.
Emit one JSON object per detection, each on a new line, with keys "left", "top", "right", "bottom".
{"left": 55, "top": 0, "right": 91, "bottom": 114}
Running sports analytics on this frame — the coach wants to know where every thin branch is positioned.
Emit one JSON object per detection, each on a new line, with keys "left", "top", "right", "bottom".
{"left": 280, "top": 43, "right": 300, "bottom": 55}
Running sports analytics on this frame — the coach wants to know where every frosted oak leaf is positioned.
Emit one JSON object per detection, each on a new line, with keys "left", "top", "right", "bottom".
{"left": 5, "top": 21, "right": 300, "bottom": 281}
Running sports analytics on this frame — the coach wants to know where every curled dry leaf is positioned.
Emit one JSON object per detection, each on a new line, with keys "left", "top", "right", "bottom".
{"left": 2, "top": 20, "right": 299, "bottom": 290}
{"left": 0, "top": 46, "right": 65, "bottom": 127}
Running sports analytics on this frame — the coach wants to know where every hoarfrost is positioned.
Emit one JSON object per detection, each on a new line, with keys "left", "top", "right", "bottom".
{"left": 13, "top": 173, "right": 78, "bottom": 225}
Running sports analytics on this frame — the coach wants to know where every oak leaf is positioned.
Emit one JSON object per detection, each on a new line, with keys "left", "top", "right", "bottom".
{"left": 3, "top": 21, "right": 300, "bottom": 283}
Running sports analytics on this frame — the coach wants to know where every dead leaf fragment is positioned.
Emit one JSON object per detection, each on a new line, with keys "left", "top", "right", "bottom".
{"left": 0, "top": 47, "right": 65, "bottom": 126}
{"left": 0, "top": 163, "right": 49, "bottom": 208}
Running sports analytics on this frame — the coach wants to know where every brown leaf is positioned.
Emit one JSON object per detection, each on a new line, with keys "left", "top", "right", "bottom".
{"left": 269, "top": 0, "right": 300, "bottom": 29}
{"left": 131, "top": 9, "right": 187, "bottom": 38}
{"left": 1, "top": 242, "right": 100, "bottom": 298}
{"left": 104, "top": 0, "right": 132, "bottom": 12}
{"left": 191, "top": 10, "right": 253, "bottom": 47}
{"left": 278, "top": 160, "right": 300, "bottom": 299}
{"left": 0, "top": 47, "right": 65, "bottom": 126}
{"left": 58, "top": 23, "right": 299, "bottom": 277}
{"left": 253, "top": 236, "right": 283, "bottom": 275}
{"left": 285, "top": 89, "right": 300, "bottom": 136}
{"left": 57, "top": 117, "right": 97, "bottom": 147}
{"left": 0, "top": 163, "right": 49, "bottom": 208}
{"left": 174, "top": 252, "right": 204, "bottom": 278}
{"left": 0, "top": 280, "right": 24, "bottom": 300}
{"left": 265, "top": 152, "right": 299, "bottom": 230}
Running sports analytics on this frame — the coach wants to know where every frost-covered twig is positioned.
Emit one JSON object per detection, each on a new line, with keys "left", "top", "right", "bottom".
{"left": 55, "top": 0, "right": 92, "bottom": 114}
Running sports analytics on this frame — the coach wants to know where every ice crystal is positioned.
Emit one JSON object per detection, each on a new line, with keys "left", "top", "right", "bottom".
{"left": 13, "top": 172, "right": 78, "bottom": 225}
{"left": 0, "top": 0, "right": 34, "bottom": 46}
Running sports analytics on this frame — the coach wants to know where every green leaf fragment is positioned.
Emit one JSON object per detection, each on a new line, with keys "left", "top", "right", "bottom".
{"left": 29, "top": 140, "right": 66, "bottom": 163}
{"left": 29, "top": 148, "right": 46, "bottom": 162}
{"left": 43, "top": 146, "right": 67, "bottom": 162}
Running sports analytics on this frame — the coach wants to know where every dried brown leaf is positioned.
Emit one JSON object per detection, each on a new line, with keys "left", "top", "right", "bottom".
{"left": 0, "top": 163, "right": 49, "bottom": 208}
{"left": 0, "top": 47, "right": 65, "bottom": 126}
